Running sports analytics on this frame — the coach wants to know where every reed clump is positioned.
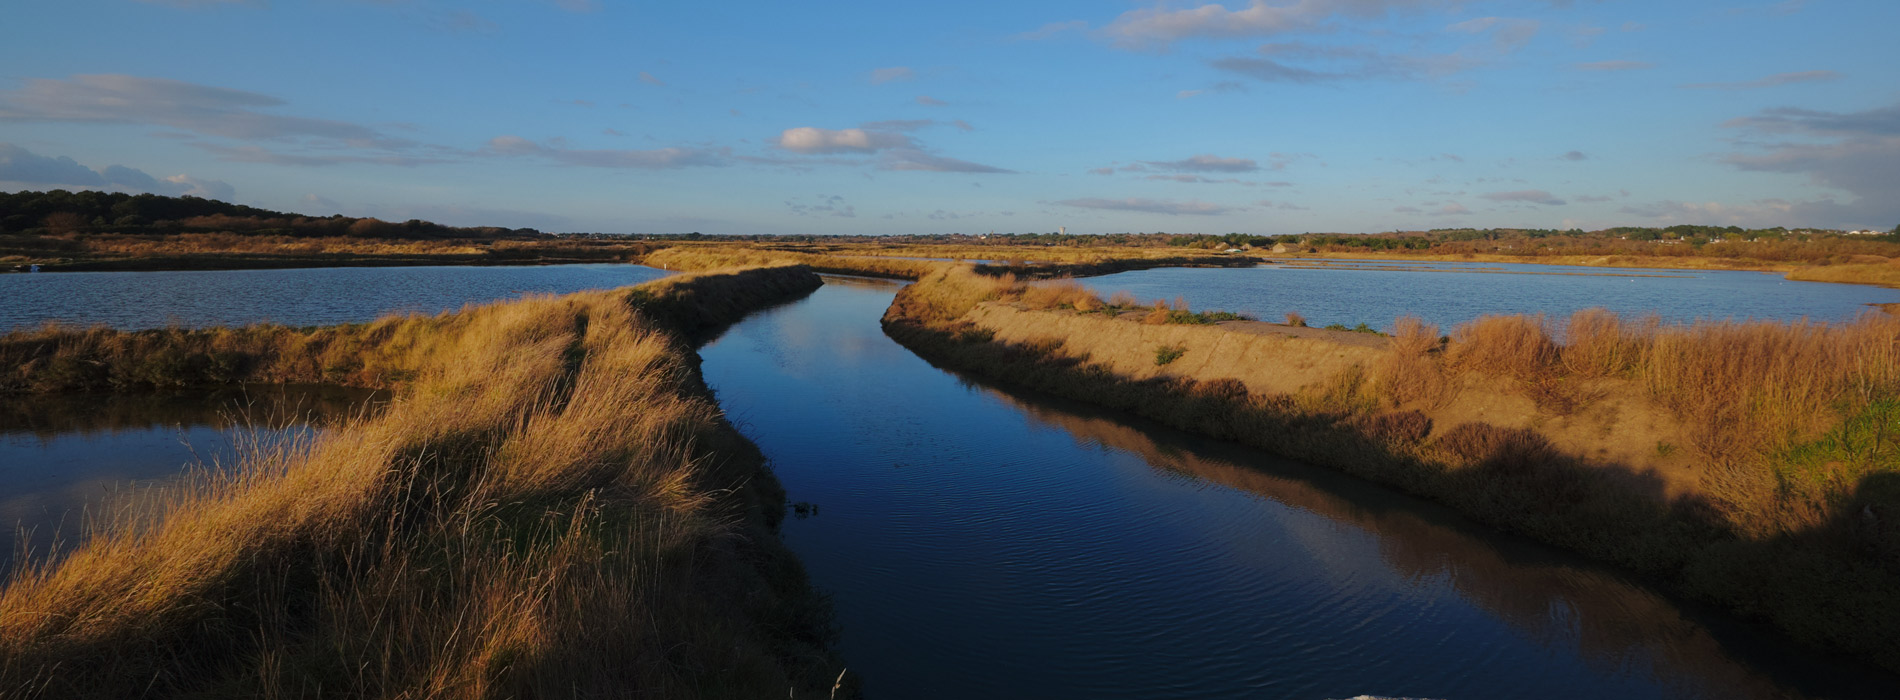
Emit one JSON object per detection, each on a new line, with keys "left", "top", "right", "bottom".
{"left": 0, "top": 266, "right": 844, "bottom": 698}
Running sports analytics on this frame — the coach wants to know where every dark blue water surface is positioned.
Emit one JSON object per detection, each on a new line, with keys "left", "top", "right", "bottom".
{"left": 1071, "top": 260, "right": 1900, "bottom": 332}
{"left": 698, "top": 277, "right": 1896, "bottom": 700}
{"left": 0, "top": 386, "right": 385, "bottom": 575}
{"left": 0, "top": 263, "right": 671, "bottom": 331}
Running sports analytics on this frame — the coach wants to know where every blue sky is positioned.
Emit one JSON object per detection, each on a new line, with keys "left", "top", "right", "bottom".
{"left": 2, "top": 0, "right": 1895, "bottom": 235}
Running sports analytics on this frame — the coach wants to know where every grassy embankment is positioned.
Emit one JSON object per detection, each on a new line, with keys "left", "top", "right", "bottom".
{"left": 881, "top": 264, "right": 1900, "bottom": 672}
{"left": 0, "top": 265, "right": 851, "bottom": 698}
{"left": 728, "top": 238, "right": 1900, "bottom": 291}
{"left": 644, "top": 245, "right": 1253, "bottom": 282}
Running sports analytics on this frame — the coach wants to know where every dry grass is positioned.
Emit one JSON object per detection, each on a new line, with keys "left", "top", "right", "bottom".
{"left": 0, "top": 266, "right": 842, "bottom": 698}
{"left": 645, "top": 245, "right": 941, "bottom": 280}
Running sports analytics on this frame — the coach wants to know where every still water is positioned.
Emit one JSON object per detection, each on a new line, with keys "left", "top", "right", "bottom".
{"left": 699, "top": 278, "right": 1896, "bottom": 699}
{"left": 0, "top": 263, "right": 671, "bottom": 331}
{"left": 1071, "top": 260, "right": 1900, "bottom": 331}
{"left": 0, "top": 385, "right": 385, "bottom": 574}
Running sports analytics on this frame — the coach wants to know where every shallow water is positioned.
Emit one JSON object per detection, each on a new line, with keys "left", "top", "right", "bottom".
{"left": 698, "top": 277, "right": 1897, "bottom": 699}
{"left": 0, "top": 385, "right": 385, "bottom": 574}
{"left": 0, "top": 263, "right": 671, "bottom": 331}
{"left": 1070, "top": 260, "right": 1900, "bottom": 331}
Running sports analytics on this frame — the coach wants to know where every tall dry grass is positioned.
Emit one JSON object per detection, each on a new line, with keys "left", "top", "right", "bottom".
{"left": 645, "top": 245, "right": 941, "bottom": 280}
{"left": 0, "top": 266, "right": 842, "bottom": 698}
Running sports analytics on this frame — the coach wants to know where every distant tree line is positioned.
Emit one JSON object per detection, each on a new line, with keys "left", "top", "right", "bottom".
{"left": 0, "top": 190, "right": 542, "bottom": 240}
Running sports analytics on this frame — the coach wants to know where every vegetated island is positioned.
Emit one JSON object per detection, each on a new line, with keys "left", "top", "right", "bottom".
{"left": 0, "top": 190, "right": 660, "bottom": 272}
{"left": 0, "top": 265, "right": 853, "bottom": 698}
{"left": 648, "top": 246, "right": 1900, "bottom": 676}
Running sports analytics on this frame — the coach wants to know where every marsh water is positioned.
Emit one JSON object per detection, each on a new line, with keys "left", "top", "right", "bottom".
{"left": 699, "top": 277, "right": 1896, "bottom": 699}
{"left": 1070, "top": 260, "right": 1900, "bottom": 332}
{"left": 0, "top": 385, "right": 385, "bottom": 574}
{"left": 0, "top": 263, "right": 671, "bottom": 331}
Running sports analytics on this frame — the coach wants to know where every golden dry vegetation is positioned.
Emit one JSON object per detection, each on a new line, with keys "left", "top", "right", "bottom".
{"left": 0, "top": 265, "right": 845, "bottom": 698}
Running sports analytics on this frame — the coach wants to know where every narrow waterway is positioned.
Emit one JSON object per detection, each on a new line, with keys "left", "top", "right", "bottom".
{"left": 697, "top": 276, "right": 1897, "bottom": 700}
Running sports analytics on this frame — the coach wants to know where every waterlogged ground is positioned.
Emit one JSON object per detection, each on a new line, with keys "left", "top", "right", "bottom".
{"left": 698, "top": 277, "right": 1897, "bottom": 700}
{"left": 1070, "top": 260, "right": 1900, "bottom": 332}
{"left": 0, "top": 386, "right": 385, "bottom": 575}
{"left": 0, "top": 263, "right": 671, "bottom": 331}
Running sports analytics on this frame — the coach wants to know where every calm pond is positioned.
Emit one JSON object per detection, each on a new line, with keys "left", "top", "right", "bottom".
{"left": 0, "top": 385, "right": 385, "bottom": 575}
{"left": 1070, "top": 260, "right": 1900, "bottom": 331}
{"left": 698, "top": 277, "right": 1896, "bottom": 699}
{"left": 0, "top": 263, "right": 671, "bottom": 331}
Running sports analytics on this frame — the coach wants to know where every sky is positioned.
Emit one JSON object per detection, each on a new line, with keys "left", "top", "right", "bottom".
{"left": 1, "top": 0, "right": 1896, "bottom": 235}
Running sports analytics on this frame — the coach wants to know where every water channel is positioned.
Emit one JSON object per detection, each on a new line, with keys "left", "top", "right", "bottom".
{"left": 0, "top": 262, "right": 672, "bottom": 331}
{"left": 1069, "top": 260, "right": 1900, "bottom": 332}
{"left": 697, "top": 276, "right": 1896, "bottom": 699}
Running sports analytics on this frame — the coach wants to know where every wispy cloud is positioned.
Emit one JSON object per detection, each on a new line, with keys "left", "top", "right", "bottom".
{"left": 1143, "top": 153, "right": 1260, "bottom": 173}
{"left": 0, "top": 74, "right": 414, "bottom": 151}
{"left": 1095, "top": 0, "right": 1461, "bottom": 50}
{"left": 1056, "top": 197, "right": 1233, "bottom": 215}
{"left": 916, "top": 95, "right": 947, "bottom": 106}
{"left": 1575, "top": 60, "right": 1652, "bottom": 71}
{"left": 638, "top": 71, "right": 665, "bottom": 86}
{"left": 132, "top": 0, "right": 260, "bottom": 8}
{"left": 1481, "top": 189, "right": 1566, "bottom": 205}
{"left": 1445, "top": 17, "right": 1540, "bottom": 53}
{"left": 488, "top": 135, "right": 726, "bottom": 168}
{"left": 869, "top": 66, "right": 915, "bottom": 84}
{"left": 786, "top": 194, "right": 857, "bottom": 218}
{"left": 1560, "top": 150, "right": 1587, "bottom": 161}
{"left": 1681, "top": 70, "right": 1840, "bottom": 90}
{"left": 880, "top": 150, "right": 1013, "bottom": 173}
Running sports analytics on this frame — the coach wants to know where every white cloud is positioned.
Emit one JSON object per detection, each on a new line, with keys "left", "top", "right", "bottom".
{"left": 1057, "top": 197, "right": 1233, "bottom": 215}
{"left": 638, "top": 71, "right": 665, "bottom": 86}
{"left": 916, "top": 95, "right": 947, "bottom": 106}
{"left": 776, "top": 127, "right": 912, "bottom": 154}
{"left": 869, "top": 66, "right": 915, "bottom": 84}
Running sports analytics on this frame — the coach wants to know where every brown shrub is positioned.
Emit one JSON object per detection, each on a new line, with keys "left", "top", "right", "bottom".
{"left": 1435, "top": 422, "right": 1557, "bottom": 473}
{"left": 1449, "top": 314, "right": 1558, "bottom": 381}
{"left": 1356, "top": 410, "right": 1434, "bottom": 444}
{"left": 1284, "top": 311, "right": 1307, "bottom": 327}
{"left": 1108, "top": 290, "right": 1138, "bottom": 307}
{"left": 1380, "top": 316, "right": 1451, "bottom": 408}
{"left": 1560, "top": 308, "right": 1653, "bottom": 378}
{"left": 1018, "top": 278, "right": 1102, "bottom": 310}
